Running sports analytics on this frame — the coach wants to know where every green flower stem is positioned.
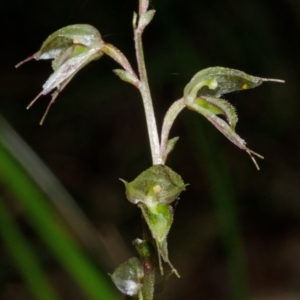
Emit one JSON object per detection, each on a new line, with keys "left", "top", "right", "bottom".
{"left": 134, "top": 12, "right": 162, "bottom": 165}
{"left": 160, "top": 98, "right": 185, "bottom": 163}
{"left": 133, "top": 239, "right": 155, "bottom": 300}
{"left": 132, "top": 3, "right": 163, "bottom": 299}
{"left": 139, "top": 0, "right": 149, "bottom": 15}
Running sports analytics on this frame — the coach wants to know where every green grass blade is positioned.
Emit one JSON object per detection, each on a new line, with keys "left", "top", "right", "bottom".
{"left": 0, "top": 116, "right": 108, "bottom": 257}
{"left": 0, "top": 197, "right": 60, "bottom": 300}
{"left": 0, "top": 140, "right": 120, "bottom": 300}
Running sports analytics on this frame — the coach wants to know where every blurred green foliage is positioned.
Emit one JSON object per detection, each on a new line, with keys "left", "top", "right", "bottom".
{"left": 0, "top": 124, "right": 119, "bottom": 299}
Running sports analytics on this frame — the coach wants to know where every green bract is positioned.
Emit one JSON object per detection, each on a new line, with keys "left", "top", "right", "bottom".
{"left": 183, "top": 67, "right": 284, "bottom": 169}
{"left": 15, "top": 24, "right": 104, "bottom": 124}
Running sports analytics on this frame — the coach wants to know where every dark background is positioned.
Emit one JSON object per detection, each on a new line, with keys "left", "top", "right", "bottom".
{"left": 1, "top": 0, "right": 300, "bottom": 299}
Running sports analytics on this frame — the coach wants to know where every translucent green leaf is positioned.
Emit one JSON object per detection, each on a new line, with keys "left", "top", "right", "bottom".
{"left": 111, "top": 257, "right": 144, "bottom": 296}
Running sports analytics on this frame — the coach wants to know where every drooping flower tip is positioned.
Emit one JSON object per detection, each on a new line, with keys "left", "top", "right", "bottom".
{"left": 183, "top": 67, "right": 283, "bottom": 169}
{"left": 15, "top": 24, "right": 104, "bottom": 124}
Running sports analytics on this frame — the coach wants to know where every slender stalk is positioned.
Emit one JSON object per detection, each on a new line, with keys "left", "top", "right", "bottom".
{"left": 132, "top": 4, "right": 163, "bottom": 300}
{"left": 160, "top": 98, "right": 185, "bottom": 163}
{"left": 134, "top": 18, "right": 162, "bottom": 165}
{"left": 139, "top": 0, "right": 149, "bottom": 15}
{"left": 141, "top": 263, "right": 155, "bottom": 300}
{"left": 133, "top": 238, "right": 155, "bottom": 300}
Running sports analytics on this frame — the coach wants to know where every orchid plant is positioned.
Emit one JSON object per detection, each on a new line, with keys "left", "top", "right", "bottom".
{"left": 15, "top": 0, "right": 284, "bottom": 299}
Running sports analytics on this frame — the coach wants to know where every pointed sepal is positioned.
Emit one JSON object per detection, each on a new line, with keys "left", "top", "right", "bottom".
{"left": 138, "top": 203, "right": 179, "bottom": 277}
